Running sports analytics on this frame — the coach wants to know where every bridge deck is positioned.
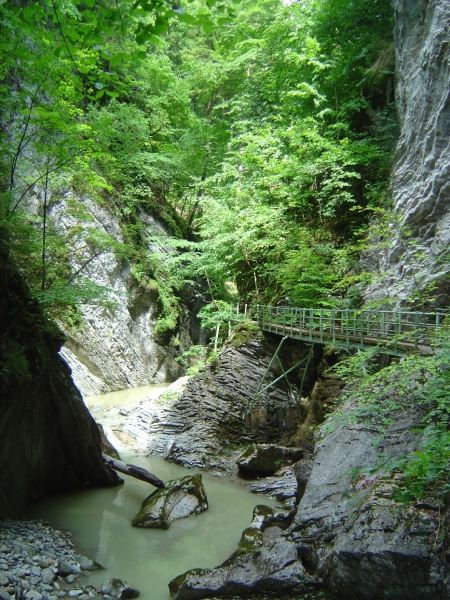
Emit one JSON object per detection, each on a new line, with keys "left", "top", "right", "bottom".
{"left": 247, "top": 305, "right": 446, "bottom": 355}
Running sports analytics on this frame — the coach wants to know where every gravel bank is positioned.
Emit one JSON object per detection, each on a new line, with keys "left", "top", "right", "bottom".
{"left": 0, "top": 520, "right": 138, "bottom": 600}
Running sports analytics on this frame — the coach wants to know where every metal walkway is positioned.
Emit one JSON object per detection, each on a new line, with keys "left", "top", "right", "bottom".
{"left": 245, "top": 305, "right": 448, "bottom": 355}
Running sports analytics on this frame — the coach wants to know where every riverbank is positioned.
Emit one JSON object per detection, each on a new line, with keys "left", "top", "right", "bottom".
{"left": 0, "top": 519, "right": 138, "bottom": 600}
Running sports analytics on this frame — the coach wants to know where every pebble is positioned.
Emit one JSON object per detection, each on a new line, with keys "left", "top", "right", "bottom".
{"left": 0, "top": 520, "right": 139, "bottom": 600}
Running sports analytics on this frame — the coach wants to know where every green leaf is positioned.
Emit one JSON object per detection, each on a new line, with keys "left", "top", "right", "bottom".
{"left": 109, "top": 54, "right": 122, "bottom": 67}
{"left": 200, "top": 20, "right": 214, "bottom": 35}
{"left": 105, "top": 90, "right": 120, "bottom": 98}
{"left": 175, "top": 12, "right": 197, "bottom": 24}
{"left": 92, "top": 32, "right": 104, "bottom": 44}
{"left": 101, "top": 25, "right": 116, "bottom": 37}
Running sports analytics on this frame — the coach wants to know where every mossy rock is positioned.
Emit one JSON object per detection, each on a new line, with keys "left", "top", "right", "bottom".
{"left": 132, "top": 474, "right": 208, "bottom": 529}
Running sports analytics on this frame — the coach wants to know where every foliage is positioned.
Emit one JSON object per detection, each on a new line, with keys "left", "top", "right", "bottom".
{"left": 1, "top": 0, "right": 397, "bottom": 343}
{"left": 391, "top": 426, "right": 450, "bottom": 504}
{"left": 175, "top": 344, "right": 220, "bottom": 375}
{"left": 162, "top": 0, "right": 396, "bottom": 307}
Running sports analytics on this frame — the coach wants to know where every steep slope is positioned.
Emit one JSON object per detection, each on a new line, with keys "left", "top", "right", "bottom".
{"left": 47, "top": 196, "right": 202, "bottom": 396}
{"left": 363, "top": 0, "right": 450, "bottom": 307}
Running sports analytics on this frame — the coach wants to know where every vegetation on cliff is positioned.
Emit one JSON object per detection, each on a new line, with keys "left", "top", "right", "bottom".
{"left": 0, "top": 0, "right": 395, "bottom": 336}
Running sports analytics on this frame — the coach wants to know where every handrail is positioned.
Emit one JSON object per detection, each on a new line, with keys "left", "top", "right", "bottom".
{"left": 237, "top": 304, "right": 448, "bottom": 355}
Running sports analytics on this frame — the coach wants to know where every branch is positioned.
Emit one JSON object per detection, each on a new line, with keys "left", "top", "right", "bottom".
{"left": 65, "top": 248, "right": 110, "bottom": 285}
{"left": 10, "top": 155, "right": 79, "bottom": 215}
{"left": 9, "top": 72, "right": 50, "bottom": 193}
{"left": 50, "top": 0, "right": 79, "bottom": 73}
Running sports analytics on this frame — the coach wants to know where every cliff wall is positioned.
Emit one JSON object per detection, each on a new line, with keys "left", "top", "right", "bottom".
{"left": 0, "top": 238, "right": 120, "bottom": 518}
{"left": 363, "top": 0, "right": 450, "bottom": 307}
{"left": 47, "top": 196, "right": 201, "bottom": 396}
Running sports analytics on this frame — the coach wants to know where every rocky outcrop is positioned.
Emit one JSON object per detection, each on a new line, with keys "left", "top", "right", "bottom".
{"left": 123, "top": 334, "right": 319, "bottom": 469}
{"left": 171, "top": 397, "right": 449, "bottom": 600}
{"left": 47, "top": 195, "right": 201, "bottom": 396}
{"left": 169, "top": 505, "right": 305, "bottom": 600}
{"left": 0, "top": 243, "right": 120, "bottom": 518}
{"left": 236, "top": 444, "right": 304, "bottom": 475}
{"left": 363, "top": 0, "right": 450, "bottom": 308}
{"left": 250, "top": 467, "right": 300, "bottom": 510}
{"left": 132, "top": 474, "right": 208, "bottom": 529}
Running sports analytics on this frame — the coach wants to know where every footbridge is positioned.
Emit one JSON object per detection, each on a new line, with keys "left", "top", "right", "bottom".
{"left": 239, "top": 305, "right": 447, "bottom": 409}
{"left": 245, "top": 304, "right": 447, "bottom": 355}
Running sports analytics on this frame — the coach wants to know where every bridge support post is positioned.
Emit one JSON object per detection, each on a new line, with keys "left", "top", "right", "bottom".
{"left": 247, "top": 338, "right": 314, "bottom": 414}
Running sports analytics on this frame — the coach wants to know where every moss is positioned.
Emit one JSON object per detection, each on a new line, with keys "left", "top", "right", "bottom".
{"left": 238, "top": 527, "right": 263, "bottom": 552}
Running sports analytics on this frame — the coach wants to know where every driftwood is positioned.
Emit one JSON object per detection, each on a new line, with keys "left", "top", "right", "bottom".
{"left": 102, "top": 454, "right": 165, "bottom": 489}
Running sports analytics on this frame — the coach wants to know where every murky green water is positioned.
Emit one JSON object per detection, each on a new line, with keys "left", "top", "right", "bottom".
{"left": 28, "top": 385, "right": 277, "bottom": 600}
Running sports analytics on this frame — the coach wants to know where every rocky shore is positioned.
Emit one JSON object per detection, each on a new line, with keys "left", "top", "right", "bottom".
{"left": 0, "top": 520, "right": 138, "bottom": 600}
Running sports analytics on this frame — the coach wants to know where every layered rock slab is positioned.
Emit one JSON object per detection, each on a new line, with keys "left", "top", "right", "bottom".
{"left": 132, "top": 474, "right": 208, "bottom": 529}
{"left": 236, "top": 444, "right": 303, "bottom": 475}
{"left": 123, "top": 335, "right": 318, "bottom": 469}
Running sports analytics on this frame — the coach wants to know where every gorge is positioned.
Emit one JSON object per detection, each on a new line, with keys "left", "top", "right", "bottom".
{"left": 1, "top": 0, "right": 450, "bottom": 599}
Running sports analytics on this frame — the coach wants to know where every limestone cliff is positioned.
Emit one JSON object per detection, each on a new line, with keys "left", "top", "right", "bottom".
{"left": 0, "top": 238, "right": 120, "bottom": 518}
{"left": 47, "top": 196, "right": 201, "bottom": 396}
{"left": 363, "top": 0, "right": 450, "bottom": 308}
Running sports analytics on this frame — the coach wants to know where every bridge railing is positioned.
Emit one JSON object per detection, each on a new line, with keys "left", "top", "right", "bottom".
{"left": 240, "top": 305, "right": 448, "bottom": 352}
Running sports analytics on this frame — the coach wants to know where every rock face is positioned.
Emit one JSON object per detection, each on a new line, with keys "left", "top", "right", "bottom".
{"left": 0, "top": 244, "right": 120, "bottom": 518}
{"left": 236, "top": 444, "right": 304, "bottom": 475}
{"left": 250, "top": 467, "right": 300, "bottom": 510}
{"left": 171, "top": 398, "right": 450, "bottom": 600}
{"left": 169, "top": 505, "right": 305, "bottom": 600}
{"left": 123, "top": 334, "right": 319, "bottom": 469}
{"left": 47, "top": 196, "right": 201, "bottom": 396}
{"left": 363, "top": 0, "right": 450, "bottom": 307}
{"left": 132, "top": 474, "right": 208, "bottom": 529}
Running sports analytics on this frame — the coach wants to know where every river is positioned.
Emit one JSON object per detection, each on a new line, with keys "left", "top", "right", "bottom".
{"left": 28, "top": 384, "right": 278, "bottom": 600}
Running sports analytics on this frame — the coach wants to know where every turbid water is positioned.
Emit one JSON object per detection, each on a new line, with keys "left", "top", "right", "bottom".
{"left": 28, "top": 384, "right": 277, "bottom": 600}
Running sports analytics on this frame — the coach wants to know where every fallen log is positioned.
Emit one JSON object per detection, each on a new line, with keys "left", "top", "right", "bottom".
{"left": 102, "top": 454, "right": 165, "bottom": 489}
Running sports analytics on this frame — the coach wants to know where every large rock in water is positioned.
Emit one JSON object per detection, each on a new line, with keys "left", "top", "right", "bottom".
{"left": 236, "top": 444, "right": 303, "bottom": 475}
{"left": 362, "top": 0, "right": 450, "bottom": 308}
{"left": 132, "top": 474, "right": 207, "bottom": 529}
{"left": 169, "top": 505, "right": 304, "bottom": 600}
{"left": 0, "top": 242, "right": 121, "bottom": 518}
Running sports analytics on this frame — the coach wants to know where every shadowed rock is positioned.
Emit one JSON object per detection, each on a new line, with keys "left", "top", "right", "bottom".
{"left": 236, "top": 444, "right": 303, "bottom": 475}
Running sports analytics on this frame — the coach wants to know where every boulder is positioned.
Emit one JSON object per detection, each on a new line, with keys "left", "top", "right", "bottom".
{"left": 100, "top": 579, "right": 140, "bottom": 599}
{"left": 236, "top": 444, "right": 303, "bottom": 475}
{"left": 169, "top": 504, "right": 299, "bottom": 599}
{"left": 169, "top": 538, "right": 306, "bottom": 600}
{"left": 132, "top": 474, "right": 208, "bottom": 529}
